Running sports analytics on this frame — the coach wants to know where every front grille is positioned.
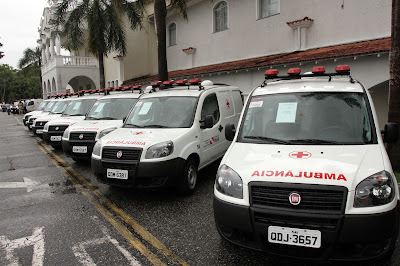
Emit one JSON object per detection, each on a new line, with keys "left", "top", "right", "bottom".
{"left": 250, "top": 182, "right": 347, "bottom": 214}
{"left": 70, "top": 132, "right": 96, "bottom": 141}
{"left": 49, "top": 125, "right": 68, "bottom": 132}
{"left": 102, "top": 148, "right": 142, "bottom": 161}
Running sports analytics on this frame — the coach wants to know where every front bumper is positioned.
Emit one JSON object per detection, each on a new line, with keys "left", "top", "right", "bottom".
{"left": 92, "top": 156, "right": 186, "bottom": 189}
{"left": 213, "top": 196, "right": 400, "bottom": 261}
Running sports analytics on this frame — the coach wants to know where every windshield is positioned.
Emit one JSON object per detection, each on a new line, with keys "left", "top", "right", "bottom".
{"left": 50, "top": 100, "right": 71, "bottom": 114}
{"left": 239, "top": 92, "right": 375, "bottom": 145}
{"left": 43, "top": 101, "right": 57, "bottom": 112}
{"left": 124, "top": 97, "right": 197, "bottom": 128}
{"left": 37, "top": 101, "right": 48, "bottom": 111}
{"left": 62, "top": 99, "right": 97, "bottom": 116}
{"left": 86, "top": 98, "right": 137, "bottom": 120}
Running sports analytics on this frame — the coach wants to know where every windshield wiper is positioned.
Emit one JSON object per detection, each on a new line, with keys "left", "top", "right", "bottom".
{"left": 288, "top": 139, "right": 339, "bottom": 144}
{"left": 99, "top": 117, "right": 118, "bottom": 120}
{"left": 243, "top": 136, "right": 292, "bottom": 144}
{"left": 142, "top": 124, "right": 169, "bottom": 128}
{"left": 67, "top": 114, "right": 85, "bottom": 116}
{"left": 86, "top": 117, "right": 101, "bottom": 120}
{"left": 125, "top": 124, "right": 145, "bottom": 128}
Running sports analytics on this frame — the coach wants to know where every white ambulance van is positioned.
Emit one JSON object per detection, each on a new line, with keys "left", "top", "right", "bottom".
{"left": 25, "top": 98, "right": 44, "bottom": 113}
{"left": 26, "top": 98, "right": 60, "bottom": 130}
{"left": 32, "top": 96, "right": 77, "bottom": 137}
{"left": 23, "top": 100, "right": 51, "bottom": 126}
{"left": 213, "top": 65, "right": 399, "bottom": 261}
{"left": 62, "top": 86, "right": 143, "bottom": 162}
{"left": 43, "top": 91, "right": 101, "bottom": 148}
{"left": 91, "top": 79, "right": 243, "bottom": 194}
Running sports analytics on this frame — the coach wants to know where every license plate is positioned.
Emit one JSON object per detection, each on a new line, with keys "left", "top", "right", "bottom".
{"left": 268, "top": 226, "right": 321, "bottom": 248}
{"left": 29, "top": 125, "right": 32, "bottom": 129}
{"left": 36, "top": 129, "right": 43, "bottom": 134}
{"left": 107, "top": 169, "right": 128, "bottom": 180}
{"left": 50, "top": 136, "right": 62, "bottom": 141}
{"left": 72, "top": 146, "right": 87, "bottom": 153}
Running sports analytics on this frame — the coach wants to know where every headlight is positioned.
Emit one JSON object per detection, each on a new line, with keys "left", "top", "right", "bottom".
{"left": 92, "top": 140, "right": 102, "bottom": 156}
{"left": 215, "top": 164, "right": 243, "bottom": 199}
{"left": 63, "top": 127, "right": 70, "bottom": 139}
{"left": 354, "top": 171, "right": 395, "bottom": 207}
{"left": 98, "top": 127, "right": 117, "bottom": 139}
{"left": 145, "top": 141, "right": 173, "bottom": 159}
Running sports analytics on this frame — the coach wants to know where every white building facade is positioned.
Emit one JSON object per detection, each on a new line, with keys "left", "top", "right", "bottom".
{"left": 122, "top": 0, "right": 391, "bottom": 129}
{"left": 39, "top": 2, "right": 100, "bottom": 98}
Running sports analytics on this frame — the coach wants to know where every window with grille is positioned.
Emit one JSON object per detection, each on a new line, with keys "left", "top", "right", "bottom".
{"left": 259, "top": 0, "right": 280, "bottom": 19}
{"left": 214, "top": 1, "right": 228, "bottom": 32}
{"left": 168, "top": 23, "right": 177, "bottom": 46}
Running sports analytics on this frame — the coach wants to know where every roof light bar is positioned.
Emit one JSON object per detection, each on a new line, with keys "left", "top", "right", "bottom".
{"left": 151, "top": 81, "right": 162, "bottom": 88}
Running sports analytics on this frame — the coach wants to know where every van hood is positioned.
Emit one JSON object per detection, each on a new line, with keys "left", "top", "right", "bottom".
{"left": 69, "top": 120, "right": 123, "bottom": 132}
{"left": 224, "top": 143, "right": 385, "bottom": 191}
{"left": 35, "top": 113, "right": 62, "bottom": 122}
{"left": 101, "top": 127, "right": 190, "bottom": 149}
{"left": 47, "top": 116, "right": 85, "bottom": 126}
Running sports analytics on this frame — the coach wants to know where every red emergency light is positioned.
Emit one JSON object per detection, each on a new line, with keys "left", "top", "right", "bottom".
{"left": 265, "top": 69, "right": 279, "bottom": 77}
{"left": 336, "top": 65, "right": 350, "bottom": 73}
{"left": 176, "top": 79, "right": 188, "bottom": 85}
{"left": 288, "top": 68, "right": 301, "bottom": 75}
{"left": 132, "top": 85, "right": 142, "bottom": 89}
{"left": 163, "top": 80, "right": 175, "bottom": 85}
{"left": 312, "top": 66, "right": 326, "bottom": 74}
{"left": 189, "top": 78, "right": 201, "bottom": 85}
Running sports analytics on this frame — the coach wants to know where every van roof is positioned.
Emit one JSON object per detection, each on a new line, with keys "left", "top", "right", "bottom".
{"left": 252, "top": 77, "right": 364, "bottom": 96}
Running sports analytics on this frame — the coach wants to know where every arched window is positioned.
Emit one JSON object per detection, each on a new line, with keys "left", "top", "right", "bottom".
{"left": 259, "top": 0, "right": 280, "bottom": 19}
{"left": 214, "top": 1, "right": 228, "bottom": 32}
{"left": 168, "top": 23, "right": 177, "bottom": 46}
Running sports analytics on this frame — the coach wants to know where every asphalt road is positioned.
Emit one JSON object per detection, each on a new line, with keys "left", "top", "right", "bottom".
{"left": 0, "top": 111, "right": 399, "bottom": 266}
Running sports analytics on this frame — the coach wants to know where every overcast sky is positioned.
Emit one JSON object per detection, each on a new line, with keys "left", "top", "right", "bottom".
{"left": 0, "top": 0, "right": 50, "bottom": 69}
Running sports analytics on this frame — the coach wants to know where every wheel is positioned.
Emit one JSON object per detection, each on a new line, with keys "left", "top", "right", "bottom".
{"left": 177, "top": 159, "right": 198, "bottom": 195}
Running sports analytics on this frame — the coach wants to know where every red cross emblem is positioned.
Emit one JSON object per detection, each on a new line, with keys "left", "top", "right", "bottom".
{"left": 289, "top": 151, "right": 312, "bottom": 159}
{"left": 226, "top": 99, "right": 230, "bottom": 109}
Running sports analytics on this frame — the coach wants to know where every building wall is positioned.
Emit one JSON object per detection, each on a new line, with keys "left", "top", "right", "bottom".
{"left": 165, "top": 0, "right": 390, "bottom": 72}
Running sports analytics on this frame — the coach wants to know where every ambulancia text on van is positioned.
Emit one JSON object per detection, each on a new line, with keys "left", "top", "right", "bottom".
{"left": 62, "top": 86, "right": 143, "bottom": 162}
{"left": 213, "top": 65, "right": 399, "bottom": 262}
{"left": 43, "top": 92, "right": 101, "bottom": 148}
{"left": 91, "top": 79, "right": 243, "bottom": 194}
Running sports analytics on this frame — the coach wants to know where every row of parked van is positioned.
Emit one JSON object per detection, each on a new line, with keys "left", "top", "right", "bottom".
{"left": 23, "top": 66, "right": 400, "bottom": 262}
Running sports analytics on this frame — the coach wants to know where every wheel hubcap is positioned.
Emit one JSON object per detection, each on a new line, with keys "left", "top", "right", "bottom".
{"left": 187, "top": 165, "right": 197, "bottom": 189}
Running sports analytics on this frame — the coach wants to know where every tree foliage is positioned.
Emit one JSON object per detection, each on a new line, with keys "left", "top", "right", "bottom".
{"left": 0, "top": 39, "right": 4, "bottom": 59}
{"left": 55, "top": 0, "right": 149, "bottom": 89}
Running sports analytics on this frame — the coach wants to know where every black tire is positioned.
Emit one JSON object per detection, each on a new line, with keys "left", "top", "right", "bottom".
{"left": 177, "top": 158, "right": 198, "bottom": 195}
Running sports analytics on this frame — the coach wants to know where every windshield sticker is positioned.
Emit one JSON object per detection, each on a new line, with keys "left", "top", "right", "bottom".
{"left": 251, "top": 170, "right": 347, "bottom": 181}
{"left": 249, "top": 101, "right": 263, "bottom": 108}
{"left": 139, "top": 102, "right": 152, "bottom": 115}
{"left": 276, "top": 102, "right": 297, "bottom": 123}
{"left": 93, "top": 102, "right": 105, "bottom": 113}
{"left": 105, "top": 140, "right": 146, "bottom": 146}
{"left": 72, "top": 102, "right": 81, "bottom": 110}
{"left": 135, "top": 101, "right": 143, "bottom": 107}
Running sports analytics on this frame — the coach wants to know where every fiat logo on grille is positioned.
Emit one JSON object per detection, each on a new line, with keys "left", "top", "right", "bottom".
{"left": 116, "top": 151, "right": 123, "bottom": 158}
{"left": 79, "top": 134, "right": 84, "bottom": 139}
{"left": 55, "top": 127, "right": 59, "bottom": 130}
{"left": 289, "top": 192, "right": 301, "bottom": 205}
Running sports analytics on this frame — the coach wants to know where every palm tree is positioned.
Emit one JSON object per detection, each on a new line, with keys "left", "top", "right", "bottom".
{"left": 388, "top": 0, "right": 400, "bottom": 170}
{"left": 154, "top": 0, "right": 187, "bottom": 81}
{"left": 54, "top": 0, "right": 149, "bottom": 89}
{"left": 18, "top": 47, "right": 42, "bottom": 69}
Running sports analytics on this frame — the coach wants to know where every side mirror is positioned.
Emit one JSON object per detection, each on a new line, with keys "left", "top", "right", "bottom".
{"left": 382, "top": 122, "right": 399, "bottom": 143}
{"left": 225, "top": 123, "right": 236, "bottom": 141}
{"left": 200, "top": 115, "right": 214, "bottom": 129}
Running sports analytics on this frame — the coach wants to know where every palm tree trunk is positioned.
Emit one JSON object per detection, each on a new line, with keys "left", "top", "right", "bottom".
{"left": 154, "top": 0, "right": 168, "bottom": 81}
{"left": 388, "top": 0, "right": 400, "bottom": 170}
{"left": 98, "top": 54, "right": 106, "bottom": 89}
